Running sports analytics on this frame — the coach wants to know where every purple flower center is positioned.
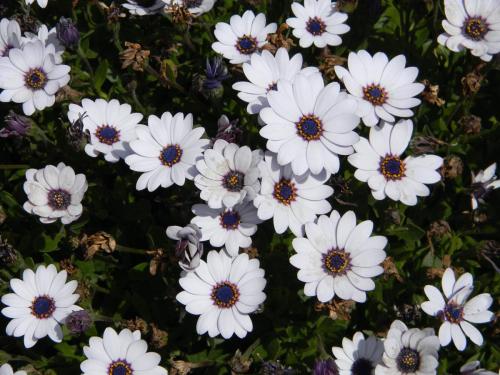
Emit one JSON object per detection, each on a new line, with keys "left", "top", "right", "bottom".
{"left": 31, "top": 295, "right": 55, "bottom": 319}
{"left": 396, "top": 348, "right": 420, "bottom": 373}
{"left": 220, "top": 210, "right": 240, "bottom": 230}
{"left": 323, "top": 249, "right": 350, "bottom": 275}
{"left": 211, "top": 282, "right": 239, "bottom": 308}
{"left": 223, "top": 171, "right": 244, "bottom": 192}
{"left": 363, "top": 84, "right": 387, "bottom": 105}
{"left": 306, "top": 17, "right": 326, "bottom": 35}
{"left": 236, "top": 35, "right": 257, "bottom": 55}
{"left": 48, "top": 189, "right": 71, "bottom": 210}
{"left": 351, "top": 358, "right": 373, "bottom": 375}
{"left": 25, "top": 68, "right": 47, "bottom": 90}
{"left": 108, "top": 360, "right": 132, "bottom": 375}
{"left": 380, "top": 155, "right": 405, "bottom": 181}
{"left": 296, "top": 114, "right": 323, "bottom": 141}
{"left": 160, "top": 145, "right": 183, "bottom": 167}
{"left": 273, "top": 179, "right": 296, "bottom": 205}
{"left": 463, "top": 17, "right": 488, "bottom": 40}
{"left": 95, "top": 125, "right": 120, "bottom": 145}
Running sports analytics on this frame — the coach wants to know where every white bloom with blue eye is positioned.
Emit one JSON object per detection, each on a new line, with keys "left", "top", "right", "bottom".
{"left": 0, "top": 18, "right": 23, "bottom": 57}
{"left": 332, "top": 331, "right": 384, "bottom": 375}
{"left": 470, "top": 162, "right": 500, "bottom": 210}
{"left": 122, "top": 0, "right": 166, "bottom": 16}
{"left": 0, "top": 364, "right": 27, "bottom": 375}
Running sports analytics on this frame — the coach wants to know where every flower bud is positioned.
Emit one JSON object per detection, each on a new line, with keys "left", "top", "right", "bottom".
{"left": 313, "top": 359, "right": 339, "bottom": 375}
{"left": 56, "top": 17, "right": 80, "bottom": 49}
{"left": 66, "top": 310, "right": 92, "bottom": 334}
{"left": 1, "top": 111, "right": 32, "bottom": 138}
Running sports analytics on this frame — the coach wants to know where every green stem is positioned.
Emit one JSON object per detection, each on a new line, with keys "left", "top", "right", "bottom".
{"left": 0, "top": 164, "right": 29, "bottom": 170}
{"left": 144, "top": 64, "right": 187, "bottom": 94}
{"left": 77, "top": 45, "right": 94, "bottom": 78}
{"left": 115, "top": 244, "right": 147, "bottom": 254}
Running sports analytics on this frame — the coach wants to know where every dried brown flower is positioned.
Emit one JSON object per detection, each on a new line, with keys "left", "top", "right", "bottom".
{"left": 59, "top": 259, "right": 77, "bottom": 275}
{"left": 55, "top": 85, "right": 84, "bottom": 103}
{"left": 314, "top": 299, "right": 356, "bottom": 320}
{"left": 146, "top": 248, "right": 166, "bottom": 276}
{"left": 123, "top": 317, "right": 149, "bottom": 335}
{"left": 427, "top": 220, "right": 452, "bottom": 238}
{"left": 169, "top": 360, "right": 213, "bottom": 375}
{"left": 319, "top": 50, "right": 347, "bottom": 81}
{"left": 80, "top": 231, "right": 116, "bottom": 260}
{"left": 97, "top": 2, "right": 126, "bottom": 23}
{"left": 442, "top": 155, "right": 464, "bottom": 179}
{"left": 120, "top": 42, "right": 151, "bottom": 72}
{"left": 150, "top": 323, "right": 168, "bottom": 349}
{"left": 242, "top": 246, "right": 259, "bottom": 259}
{"left": 230, "top": 349, "right": 252, "bottom": 374}
{"left": 459, "top": 114, "right": 482, "bottom": 135}
{"left": 421, "top": 79, "right": 445, "bottom": 107}
{"left": 165, "top": 4, "right": 194, "bottom": 25}
{"left": 264, "top": 23, "right": 295, "bottom": 53}
{"left": 383, "top": 257, "right": 403, "bottom": 282}
{"left": 461, "top": 63, "right": 486, "bottom": 96}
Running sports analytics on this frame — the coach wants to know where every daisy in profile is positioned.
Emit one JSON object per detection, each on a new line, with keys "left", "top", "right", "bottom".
{"left": 212, "top": 10, "right": 277, "bottom": 64}
{"left": 232, "top": 48, "right": 320, "bottom": 114}
{"left": 176, "top": 250, "right": 267, "bottom": 339}
{"left": 81, "top": 327, "right": 168, "bottom": 375}
{"left": 420, "top": 267, "right": 494, "bottom": 351}
{"left": 195, "top": 139, "right": 262, "bottom": 209}
{"left": 0, "top": 364, "right": 27, "bottom": 375}
{"left": 122, "top": 0, "right": 165, "bottom": 16}
{"left": 259, "top": 73, "right": 360, "bottom": 176}
{"left": 375, "top": 320, "right": 440, "bottom": 375}
{"left": 438, "top": 0, "right": 500, "bottom": 62}
{"left": 24, "top": 0, "right": 49, "bottom": 8}
{"left": 166, "top": 0, "right": 216, "bottom": 16}
{"left": 0, "top": 18, "right": 22, "bottom": 57}
{"left": 23, "top": 162, "right": 88, "bottom": 224}
{"left": 191, "top": 201, "right": 261, "bottom": 257}
{"left": 348, "top": 120, "right": 443, "bottom": 206}
{"left": 1, "top": 264, "right": 81, "bottom": 348}
{"left": 0, "top": 40, "right": 70, "bottom": 116}
{"left": 24, "top": 25, "right": 65, "bottom": 64}
{"left": 290, "top": 210, "right": 387, "bottom": 303}
{"left": 286, "top": 0, "right": 350, "bottom": 48}
{"left": 67, "top": 98, "right": 143, "bottom": 163}
{"left": 470, "top": 162, "right": 500, "bottom": 210}
{"left": 332, "top": 331, "right": 384, "bottom": 375}
{"left": 166, "top": 223, "right": 204, "bottom": 271}
{"left": 335, "top": 50, "right": 424, "bottom": 127}
{"left": 125, "top": 111, "right": 209, "bottom": 191}
{"left": 254, "top": 152, "right": 333, "bottom": 237}
{"left": 460, "top": 361, "right": 497, "bottom": 375}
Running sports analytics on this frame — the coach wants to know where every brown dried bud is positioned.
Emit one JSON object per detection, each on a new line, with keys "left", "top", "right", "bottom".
{"left": 314, "top": 299, "right": 355, "bottom": 320}
{"left": 427, "top": 220, "right": 452, "bottom": 238}
{"left": 123, "top": 317, "right": 149, "bottom": 335}
{"left": 420, "top": 79, "right": 445, "bottom": 107}
{"left": 383, "top": 257, "right": 403, "bottom": 282}
{"left": 319, "top": 51, "right": 347, "bottom": 81}
{"left": 146, "top": 248, "right": 166, "bottom": 276}
{"left": 80, "top": 231, "right": 116, "bottom": 260}
{"left": 59, "top": 259, "right": 77, "bottom": 275}
{"left": 97, "top": 2, "right": 126, "bottom": 23}
{"left": 442, "top": 155, "right": 464, "bottom": 179}
{"left": 242, "top": 247, "right": 259, "bottom": 259}
{"left": 169, "top": 360, "right": 213, "bottom": 375}
{"left": 459, "top": 115, "right": 481, "bottom": 135}
{"left": 56, "top": 85, "right": 84, "bottom": 103}
{"left": 230, "top": 349, "right": 252, "bottom": 374}
{"left": 120, "top": 42, "right": 150, "bottom": 72}
{"left": 461, "top": 66, "right": 485, "bottom": 96}
{"left": 165, "top": 4, "right": 194, "bottom": 25}
{"left": 150, "top": 323, "right": 168, "bottom": 349}
{"left": 265, "top": 23, "right": 295, "bottom": 53}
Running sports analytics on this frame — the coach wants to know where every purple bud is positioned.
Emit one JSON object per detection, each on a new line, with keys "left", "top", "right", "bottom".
{"left": 313, "top": 359, "right": 339, "bottom": 375}
{"left": 66, "top": 310, "right": 92, "bottom": 334}
{"left": 213, "top": 115, "right": 243, "bottom": 145}
{"left": 0, "top": 111, "right": 32, "bottom": 138}
{"left": 56, "top": 17, "right": 80, "bottom": 49}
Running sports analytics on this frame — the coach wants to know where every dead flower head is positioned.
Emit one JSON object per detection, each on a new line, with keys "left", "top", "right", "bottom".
{"left": 120, "top": 42, "right": 150, "bottom": 72}
{"left": 80, "top": 231, "right": 116, "bottom": 259}
{"left": 442, "top": 155, "right": 464, "bottom": 179}
{"left": 383, "top": 256, "right": 403, "bottom": 282}
{"left": 319, "top": 51, "right": 347, "bottom": 81}
{"left": 421, "top": 79, "right": 445, "bottom": 107}
{"left": 165, "top": 4, "right": 195, "bottom": 25}
{"left": 459, "top": 114, "right": 482, "bottom": 135}
{"left": 314, "top": 299, "right": 356, "bottom": 320}
{"left": 264, "top": 23, "right": 295, "bottom": 53}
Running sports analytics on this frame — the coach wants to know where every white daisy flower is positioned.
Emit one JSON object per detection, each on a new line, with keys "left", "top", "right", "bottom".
{"left": 1, "top": 264, "right": 81, "bottom": 348}
{"left": 191, "top": 200, "right": 261, "bottom": 257}
{"left": 0, "top": 40, "right": 70, "bottom": 116}
{"left": 259, "top": 73, "right": 361, "bottom": 176}
{"left": 460, "top": 361, "right": 497, "bottom": 375}
{"left": 0, "top": 364, "right": 27, "bottom": 375}
{"left": 122, "top": 0, "right": 166, "bottom": 16}
{"left": 334, "top": 50, "right": 425, "bottom": 127}
{"left": 290, "top": 210, "right": 387, "bottom": 303}
{"left": 166, "top": 0, "right": 216, "bottom": 16}
{"left": 176, "top": 250, "right": 266, "bottom": 339}
{"left": 254, "top": 152, "right": 333, "bottom": 237}
{"left": 348, "top": 120, "right": 443, "bottom": 206}
{"left": 195, "top": 139, "right": 262, "bottom": 209}
{"left": 420, "top": 267, "right": 494, "bottom": 351}
{"left": 232, "top": 48, "right": 320, "bottom": 115}
{"left": 212, "top": 10, "right": 277, "bottom": 64}
{"left": 375, "top": 320, "right": 440, "bottom": 375}
{"left": 24, "top": 0, "right": 49, "bottom": 8}
{"left": 80, "top": 327, "right": 168, "bottom": 375}
{"left": 286, "top": 0, "right": 350, "bottom": 48}
{"left": 438, "top": 0, "right": 500, "bottom": 62}
{"left": 470, "top": 162, "right": 500, "bottom": 210}
{"left": 67, "top": 98, "right": 143, "bottom": 163}
{"left": 0, "top": 18, "right": 23, "bottom": 57}
{"left": 23, "top": 162, "right": 88, "bottom": 225}
{"left": 332, "top": 331, "right": 384, "bottom": 375}
{"left": 24, "top": 25, "right": 65, "bottom": 64}
{"left": 125, "top": 111, "right": 209, "bottom": 191}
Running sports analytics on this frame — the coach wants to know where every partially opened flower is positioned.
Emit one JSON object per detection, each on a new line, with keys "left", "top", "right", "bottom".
{"left": 0, "top": 364, "right": 27, "bottom": 375}
{"left": 286, "top": 0, "right": 350, "bottom": 48}
{"left": 24, "top": 24, "right": 65, "bottom": 64}
{"left": 460, "top": 361, "right": 497, "bottom": 375}
{"left": 332, "top": 331, "right": 384, "bottom": 375}
{"left": 67, "top": 98, "right": 143, "bottom": 163}
{"left": 335, "top": 50, "right": 424, "bottom": 127}
{"left": 438, "top": 0, "right": 500, "bottom": 62}
{"left": 470, "top": 162, "right": 500, "bottom": 210}
{"left": 80, "top": 327, "right": 168, "bottom": 375}
{"left": 348, "top": 120, "right": 443, "bottom": 205}
{"left": 290, "top": 210, "right": 387, "bottom": 303}
{"left": 1, "top": 264, "right": 81, "bottom": 348}
{"left": 176, "top": 250, "right": 267, "bottom": 339}
{"left": 23, "top": 162, "right": 88, "bottom": 224}
{"left": 167, "top": 0, "right": 216, "bottom": 16}
{"left": 212, "top": 10, "right": 277, "bottom": 64}
{"left": 166, "top": 223, "right": 204, "bottom": 271}
{"left": 420, "top": 267, "right": 494, "bottom": 351}
{"left": 122, "top": 0, "right": 165, "bottom": 16}
{"left": 0, "top": 18, "right": 22, "bottom": 57}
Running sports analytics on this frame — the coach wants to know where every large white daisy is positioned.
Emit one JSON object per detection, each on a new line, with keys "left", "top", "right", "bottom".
{"left": 254, "top": 152, "right": 333, "bottom": 237}
{"left": 290, "top": 210, "right": 387, "bottom": 303}
{"left": 176, "top": 250, "right": 266, "bottom": 339}
{"left": 0, "top": 364, "right": 27, "bottom": 375}
{"left": 438, "top": 0, "right": 500, "bottom": 62}
{"left": 335, "top": 50, "right": 424, "bottom": 127}
{"left": 375, "top": 320, "right": 440, "bottom": 375}
{"left": 232, "top": 48, "right": 320, "bottom": 115}
{"left": 195, "top": 139, "right": 262, "bottom": 209}
{"left": 1, "top": 264, "right": 81, "bottom": 348}
{"left": 286, "top": 0, "right": 350, "bottom": 48}
{"left": 67, "top": 98, "right": 143, "bottom": 163}
{"left": 80, "top": 327, "right": 168, "bottom": 375}
{"left": 166, "top": 0, "right": 216, "bottom": 16}
{"left": 125, "top": 111, "right": 209, "bottom": 191}
{"left": 191, "top": 201, "right": 261, "bottom": 257}
{"left": 0, "top": 18, "right": 22, "bottom": 57}
{"left": 122, "top": 0, "right": 166, "bottom": 16}
{"left": 420, "top": 267, "right": 494, "bottom": 351}
{"left": 23, "top": 162, "right": 88, "bottom": 225}
{"left": 0, "top": 40, "right": 70, "bottom": 116}
{"left": 259, "top": 73, "right": 360, "bottom": 176}
{"left": 332, "top": 331, "right": 384, "bottom": 375}
{"left": 470, "top": 162, "right": 500, "bottom": 210}
{"left": 212, "top": 10, "right": 277, "bottom": 64}
{"left": 348, "top": 120, "right": 443, "bottom": 206}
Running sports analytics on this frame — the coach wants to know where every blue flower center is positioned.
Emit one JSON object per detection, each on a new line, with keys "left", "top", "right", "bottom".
{"left": 25, "top": 68, "right": 47, "bottom": 90}
{"left": 31, "top": 296, "right": 55, "bottom": 319}
{"left": 95, "top": 125, "right": 120, "bottom": 145}
{"left": 396, "top": 348, "right": 420, "bottom": 373}
{"left": 211, "top": 282, "right": 240, "bottom": 308}
{"left": 220, "top": 210, "right": 240, "bottom": 229}
{"left": 464, "top": 17, "right": 488, "bottom": 40}
{"left": 363, "top": 84, "right": 387, "bottom": 105}
{"left": 223, "top": 171, "right": 244, "bottom": 192}
{"left": 380, "top": 155, "right": 405, "bottom": 181}
{"left": 108, "top": 361, "right": 132, "bottom": 375}
{"left": 273, "top": 179, "right": 296, "bottom": 205}
{"left": 443, "top": 303, "right": 463, "bottom": 323}
{"left": 48, "top": 189, "right": 71, "bottom": 210}
{"left": 296, "top": 114, "right": 323, "bottom": 141}
{"left": 160, "top": 144, "right": 183, "bottom": 167}
{"left": 351, "top": 358, "right": 373, "bottom": 375}
{"left": 306, "top": 17, "right": 326, "bottom": 35}
{"left": 235, "top": 35, "right": 257, "bottom": 54}
{"left": 324, "top": 249, "right": 350, "bottom": 275}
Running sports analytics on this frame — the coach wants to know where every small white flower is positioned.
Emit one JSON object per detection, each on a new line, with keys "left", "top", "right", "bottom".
{"left": 166, "top": 0, "right": 216, "bottom": 16}
{"left": 25, "top": 0, "right": 49, "bottom": 8}
{"left": 335, "top": 50, "right": 424, "bottom": 127}
{"left": 375, "top": 320, "right": 440, "bottom": 375}
{"left": 286, "top": 0, "right": 350, "bottom": 48}
{"left": 0, "top": 364, "right": 27, "bottom": 375}
{"left": 470, "top": 162, "right": 500, "bottom": 210}
{"left": 195, "top": 139, "right": 262, "bottom": 209}
{"left": 166, "top": 223, "right": 204, "bottom": 271}
{"left": 0, "top": 40, "right": 70, "bottom": 116}
{"left": 80, "top": 327, "right": 168, "bottom": 375}
{"left": 0, "top": 18, "right": 23, "bottom": 57}
{"left": 290, "top": 210, "right": 387, "bottom": 303}
{"left": 125, "top": 111, "right": 209, "bottom": 191}
{"left": 348, "top": 120, "right": 443, "bottom": 206}
{"left": 460, "top": 361, "right": 497, "bottom": 375}
{"left": 1, "top": 264, "right": 81, "bottom": 348}
{"left": 259, "top": 73, "right": 361, "bottom": 176}
{"left": 332, "top": 331, "right": 384, "bottom": 375}
{"left": 191, "top": 201, "right": 261, "bottom": 257}
{"left": 420, "top": 267, "right": 494, "bottom": 351}
{"left": 122, "top": 0, "right": 166, "bottom": 16}
{"left": 67, "top": 98, "right": 143, "bottom": 163}
{"left": 438, "top": 0, "right": 500, "bottom": 62}
{"left": 23, "top": 162, "right": 88, "bottom": 225}
{"left": 232, "top": 48, "right": 320, "bottom": 114}
{"left": 23, "top": 25, "right": 65, "bottom": 64}
{"left": 212, "top": 10, "right": 277, "bottom": 64}
{"left": 176, "top": 250, "right": 266, "bottom": 339}
{"left": 254, "top": 152, "right": 333, "bottom": 237}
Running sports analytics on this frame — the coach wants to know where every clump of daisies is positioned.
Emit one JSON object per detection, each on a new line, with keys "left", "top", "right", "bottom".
{"left": 470, "top": 162, "right": 500, "bottom": 210}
